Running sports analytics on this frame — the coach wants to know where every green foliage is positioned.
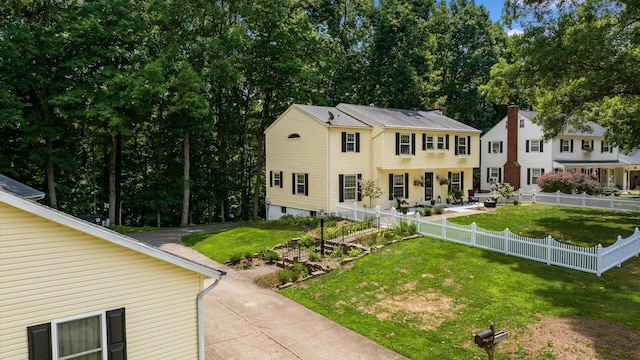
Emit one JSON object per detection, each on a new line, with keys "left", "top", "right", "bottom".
{"left": 298, "top": 233, "right": 317, "bottom": 248}
{"left": 308, "top": 251, "right": 323, "bottom": 262}
{"left": 392, "top": 221, "right": 417, "bottom": 236}
{"left": 331, "top": 245, "right": 345, "bottom": 258}
{"left": 259, "top": 249, "right": 279, "bottom": 263}
{"left": 347, "top": 247, "right": 362, "bottom": 258}
{"left": 537, "top": 172, "right": 602, "bottom": 195}
{"left": 433, "top": 206, "right": 444, "bottom": 214}
{"left": 228, "top": 252, "right": 244, "bottom": 265}
{"left": 419, "top": 207, "right": 432, "bottom": 216}
{"left": 491, "top": 182, "right": 515, "bottom": 201}
{"left": 359, "top": 178, "right": 383, "bottom": 208}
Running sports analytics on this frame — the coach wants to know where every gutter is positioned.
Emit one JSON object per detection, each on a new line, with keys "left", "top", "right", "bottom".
{"left": 197, "top": 275, "right": 225, "bottom": 360}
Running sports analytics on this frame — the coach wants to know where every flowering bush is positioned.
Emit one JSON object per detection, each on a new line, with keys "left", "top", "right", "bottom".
{"left": 537, "top": 172, "right": 602, "bottom": 195}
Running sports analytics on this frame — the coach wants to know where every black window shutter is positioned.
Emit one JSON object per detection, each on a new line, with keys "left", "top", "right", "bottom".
{"left": 446, "top": 135, "right": 450, "bottom": 150}
{"left": 454, "top": 136, "right": 459, "bottom": 155}
{"left": 582, "top": 139, "right": 586, "bottom": 149}
{"left": 388, "top": 174, "right": 394, "bottom": 200}
{"left": 339, "top": 175, "right": 344, "bottom": 202}
{"left": 395, "top": 132, "right": 400, "bottom": 155}
{"left": 560, "top": 139, "right": 564, "bottom": 152}
{"left": 541, "top": 168, "right": 545, "bottom": 175}
{"left": 461, "top": 172, "right": 465, "bottom": 190}
{"left": 357, "top": 174, "right": 362, "bottom": 201}
{"left": 341, "top": 132, "right": 346, "bottom": 152}
{"left": 540, "top": 142, "right": 544, "bottom": 152}
{"left": 447, "top": 171, "right": 452, "bottom": 194}
{"left": 527, "top": 169, "right": 531, "bottom": 185}
{"left": 498, "top": 168, "right": 502, "bottom": 182}
{"left": 601, "top": 140, "right": 604, "bottom": 153}
{"left": 570, "top": 139, "right": 574, "bottom": 152}
{"left": 269, "top": 171, "right": 273, "bottom": 187}
{"left": 467, "top": 136, "right": 471, "bottom": 155}
{"left": 591, "top": 140, "right": 594, "bottom": 149}
{"left": 27, "top": 323, "right": 51, "bottom": 360}
{"left": 488, "top": 141, "right": 491, "bottom": 153}
{"left": 292, "top": 173, "right": 296, "bottom": 194}
{"left": 106, "top": 308, "right": 127, "bottom": 360}
{"left": 304, "top": 174, "right": 309, "bottom": 196}
{"left": 355, "top": 133, "right": 360, "bottom": 152}
{"left": 422, "top": 134, "right": 426, "bottom": 150}
{"left": 486, "top": 168, "right": 490, "bottom": 182}
{"left": 411, "top": 134, "right": 416, "bottom": 154}
{"left": 404, "top": 173, "right": 409, "bottom": 198}
{"left": 526, "top": 140, "right": 530, "bottom": 152}
{"left": 500, "top": 141, "right": 503, "bottom": 153}
{"left": 279, "top": 171, "right": 283, "bottom": 188}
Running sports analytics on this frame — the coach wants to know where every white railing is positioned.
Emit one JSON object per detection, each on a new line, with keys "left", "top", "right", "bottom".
{"left": 335, "top": 202, "right": 640, "bottom": 276}
{"left": 476, "top": 190, "right": 640, "bottom": 213}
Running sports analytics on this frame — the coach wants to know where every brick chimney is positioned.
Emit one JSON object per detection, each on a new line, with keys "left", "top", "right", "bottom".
{"left": 503, "top": 105, "right": 521, "bottom": 189}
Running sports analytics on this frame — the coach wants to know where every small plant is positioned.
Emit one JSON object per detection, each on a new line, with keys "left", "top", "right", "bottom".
{"left": 228, "top": 252, "right": 244, "bottom": 265}
{"left": 439, "top": 177, "right": 449, "bottom": 186}
{"left": 277, "top": 270, "right": 291, "bottom": 285}
{"left": 259, "top": 249, "right": 279, "bottom": 263}
{"left": 347, "top": 247, "right": 362, "bottom": 257}
{"left": 433, "top": 206, "right": 444, "bottom": 214}
{"left": 308, "top": 251, "right": 323, "bottom": 262}
{"left": 298, "top": 233, "right": 316, "bottom": 248}
{"left": 393, "top": 220, "right": 417, "bottom": 236}
{"left": 331, "top": 245, "right": 345, "bottom": 258}
{"left": 419, "top": 207, "right": 432, "bottom": 216}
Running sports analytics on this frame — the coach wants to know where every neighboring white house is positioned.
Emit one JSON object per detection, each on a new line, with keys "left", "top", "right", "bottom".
{"left": 481, "top": 105, "right": 640, "bottom": 191}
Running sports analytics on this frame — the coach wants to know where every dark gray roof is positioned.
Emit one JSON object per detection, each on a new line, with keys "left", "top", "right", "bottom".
{"left": 337, "top": 103, "right": 481, "bottom": 132}
{"left": 294, "top": 104, "right": 371, "bottom": 129}
{"left": 0, "top": 174, "right": 45, "bottom": 200}
{"left": 619, "top": 153, "right": 640, "bottom": 165}
{"left": 518, "top": 110, "right": 606, "bottom": 137}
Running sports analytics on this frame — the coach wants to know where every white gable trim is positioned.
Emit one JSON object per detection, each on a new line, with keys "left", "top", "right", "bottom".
{"left": 0, "top": 190, "right": 226, "bottom": 280}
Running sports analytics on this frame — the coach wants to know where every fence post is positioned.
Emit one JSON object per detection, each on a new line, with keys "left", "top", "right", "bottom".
{"left": 504, "top": 228, "right": 510, "bottom": 255}
{"left": 547, "top": 236, "right": 553, "bottom": 265}
{"left": 556, "top": 190, "right": 561, "bottom": 204}
{"left": 353, "top": 202, "right": 358, "bottom": 221}
{"left": 610, "top": 193, "right": 615, "bottom": 210}
{"left": 617, "top": 235, "right": 623, "bottom": 268}
{"left": 635, "top": 228, "right": 640, "bottom": 257}
{"left": 391, "top": 207, "right": 397, "bottom": 227}
{"left": 416, "top": 212, "right": 421, "bottom": 233}
{"left": 518, "top": 189, "right": 522, "bottom": 203}
{"left": 375, "top": 205, "right": 381, "bottom": 229}
{"left": 582, "top": 192, "right": 586, "bottom": 208}
{"left": 596, "top": 244, "right": 603, "bottom": 276}
{"left": 442, "top": 217, "right": 447, "bottom": 241}
{"left": 471, "top": 222, "right": 477, "bottom": 247}
{"left": 532, "top": 189, "right": 536, "bottom": 204}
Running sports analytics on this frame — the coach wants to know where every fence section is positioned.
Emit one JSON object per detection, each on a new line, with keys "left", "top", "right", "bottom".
{"left": 335, "top": 202, "right": 640, "bottom": 276}
{"left": 475, "top": 190, "right": 640, "bottom": 213}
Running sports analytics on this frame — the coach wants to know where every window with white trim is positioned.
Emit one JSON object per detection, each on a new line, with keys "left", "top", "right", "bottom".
{"left": 519, "top": 118, "right": 525, "bottom": 128}
{"left": 436, "top": 136, "right": 445, "bottom": 150}
{"left": 491, "top": 141, "right": 501, "bottom": 153}
{"left": 561, "top": 139, "right": 570, "bottom": 152}
{"left": 273, "top": 172, "right": 281, "bottom": 187}
{"left": 450, "top": 172, "right": 461, "bottom": 192}
{"left": 399, "top": 134, "right": 411, "bottom": 154}
{"left": 602, "top": 141, "right": 611, "bottom": 152}
{"left": 393, "top": 174, "right": 405, "bottom": 199}
{"left": 296, "top": 174, "right": 306, "bottom": 194}
{"left": 345, "top": 133, "right": 356, "bottom": 152}
{"left": 457, "top": 137, "right": 467, "bottom": 155}
{"left": 530, "top": 140, "right": 541, "bottom": 152}
{"left": 425, "top": 135, "right": 434, "bottom": 150}
{"left": 531, "top": 168, "right": 542, "bottom": 184}
{"left": 343, "top": 175, "right": 357, "bottom": 201}
{"left": 489, "top": 168, "right": 500, "bottom": 183}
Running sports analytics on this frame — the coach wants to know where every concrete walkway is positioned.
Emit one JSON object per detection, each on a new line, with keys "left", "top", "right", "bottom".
{"left": 130, "top": 224, "right": 407, "bottom": 360}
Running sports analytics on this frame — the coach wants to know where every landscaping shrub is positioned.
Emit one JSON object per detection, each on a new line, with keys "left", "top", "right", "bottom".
{"left": 331, "top": 245, "right": 345, "bottom": 258}
{"left": 393, "top": 221, "right": 417, "bottom": 236}
{"left": 420, "top": 207, "right": 432, "bottom": 216}
{"left": 259, "top": 249, "right": 279, "bottom": 263}
{"left": 433, "top": 206, "right": 444, "bottom": 214}
{"left": 228, "top": 252, "right": 244, "bottom": 265}
{"left": 347, "top": 248, "right": 362, "bottom": 257}
{"left": 298, "top": 233, "right": 316, "bottom": 248}
{"left": 537, "top": 172, "right": 602, "bottom": 195}
{"left": 308, "top": 251, "right": 323, "bottom": 262}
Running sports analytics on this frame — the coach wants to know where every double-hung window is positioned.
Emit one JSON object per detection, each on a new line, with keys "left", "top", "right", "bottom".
{"left": 457, "top": 137, "right": 467, "bottom": 155}
{"left": 530, "top": 140, "right": 541, "bottom": 152}
{"left": 296, "top": 174, "right": 306, "bottom": 195}
{"left": 561, "top": 139, "right": 571, "bottom": 152}
{"left": 602, "top": 141, "right": 611, "bottom": 153}
{"left": 343, "top": 175, "right": 357, "bottom": 201}
{"left": 450, "top": 172, "right": 461, "bottom": 192}
{"left": 530, "top": 168, "right": 543, "bottom": 185}
{"left": 393, "top": 174, "right": 405, "bottom": 198}
{"left": 399, "top": 134, "right": 411, "bottom": 154}
{"left": 425, "top": 135, "right": 434, "bottom": 150}
{"left": 436, "top": 136, "right": 445, "bottom": 150}
{"left": 488, "top": 168, "right": 501, "bottom": 183}
{"left": 491, "top": 141, "right": 501, "bottom": 153}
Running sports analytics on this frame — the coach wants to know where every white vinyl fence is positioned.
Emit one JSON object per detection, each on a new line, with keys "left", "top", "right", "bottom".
{"left": 335, "top": 202, "right": 640, "bottom": 276}
{"left": 476, "top": 190, "right": 640, "bottom": 213}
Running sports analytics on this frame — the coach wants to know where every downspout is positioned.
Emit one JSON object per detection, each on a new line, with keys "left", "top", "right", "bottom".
{"left": 326, "top": 123, "right": 331, "bottom": 213}
{"left": 197, "top": 277, "right": 223, "bottom": 360}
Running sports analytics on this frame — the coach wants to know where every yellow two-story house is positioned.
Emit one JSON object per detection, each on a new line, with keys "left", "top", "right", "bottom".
{"left": 265, "top": 103, "right": 481, "bottom": 219}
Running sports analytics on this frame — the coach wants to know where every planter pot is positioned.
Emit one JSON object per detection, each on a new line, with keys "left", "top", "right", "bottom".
{"left": 484, "top": 200, "right": 497, "bottom": 208}
{"left": 401, "top": 206, "right": 408, "bottom": 214}
{"left": 430, "top": 200, "right": 436, "bottom": 206}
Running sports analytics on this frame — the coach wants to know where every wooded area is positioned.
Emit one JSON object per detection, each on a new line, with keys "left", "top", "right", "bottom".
{"left": 1, "top": 0, "right": 637, "bottom": 226}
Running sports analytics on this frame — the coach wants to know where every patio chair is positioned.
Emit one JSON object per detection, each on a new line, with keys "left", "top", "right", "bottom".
{"left": 467, "top": 189, "right": 478, "bottom": 204}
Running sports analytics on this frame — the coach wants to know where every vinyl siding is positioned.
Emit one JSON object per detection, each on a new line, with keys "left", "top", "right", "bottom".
{"left": 328, "top": 127, "right": 371, "bottom": 207}
{"left": 0, "top": 204, "right": 202, "bottom": 359}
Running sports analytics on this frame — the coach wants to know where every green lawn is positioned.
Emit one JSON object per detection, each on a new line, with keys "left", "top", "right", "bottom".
{"left": 447, "top": 204, "right": 640, "bottom": 247}
{"left": 277, "top": 205, "right": 640, "bottom": 359}
{"left": 181, "top": 222, "right": 306, "bottom": 263}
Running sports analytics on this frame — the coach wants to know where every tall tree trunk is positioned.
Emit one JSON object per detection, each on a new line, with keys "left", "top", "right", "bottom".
{"left": 108, "top": 134, "right": 117, "bottom": 225}
{"left": 45, "top": 137, "right": 57, "bottom": 209}
{"left": 252, "top": 132, "right": 264, "bottom": 220}
{"left": 181, "top": 131, "right": 190, "bottom": 227}
{"left": 115, "top": 133, "right": 122, "bottom": 225}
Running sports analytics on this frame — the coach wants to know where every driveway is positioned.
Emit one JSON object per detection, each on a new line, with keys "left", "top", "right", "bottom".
{"left": 130, "top": 224, "right": 407, "bottom": 360}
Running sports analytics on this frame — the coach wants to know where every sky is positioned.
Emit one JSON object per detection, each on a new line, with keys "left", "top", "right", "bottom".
{"left": 474, "top": 0, "right": 524, "bottom": 35}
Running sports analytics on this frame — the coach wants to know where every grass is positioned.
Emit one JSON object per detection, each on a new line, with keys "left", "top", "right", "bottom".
{"left": 277, "top": 205, "right": 640, "bottom": 359}
{"left": 181, "top": 222, "right": 306, "bottom": 263}
{"left": 280, "top": 237, "right": 640, "bottom": 359}
{"left": 448, "top": 204, "right": 640, "bottom": 247}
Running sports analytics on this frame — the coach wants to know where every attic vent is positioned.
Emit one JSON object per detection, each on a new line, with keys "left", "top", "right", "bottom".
{"left": 288, "top": 134, "right": 301, "bottom": 139}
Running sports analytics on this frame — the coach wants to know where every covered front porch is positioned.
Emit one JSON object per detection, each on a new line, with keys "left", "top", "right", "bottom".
{"left": 553, "top": 159, "right": 640, "bottom": 190}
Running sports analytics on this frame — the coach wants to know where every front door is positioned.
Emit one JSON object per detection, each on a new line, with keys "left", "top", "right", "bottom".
{"left": 424, "top": 172, "right": 434, "bottom": 201}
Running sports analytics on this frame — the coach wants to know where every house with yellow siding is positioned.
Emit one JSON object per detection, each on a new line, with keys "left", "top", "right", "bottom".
{"left": 0, "top": 184, "right": 225, "bottom": 360}
{"left": 265, "top": 104, "right": 481, "bottom": 219}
